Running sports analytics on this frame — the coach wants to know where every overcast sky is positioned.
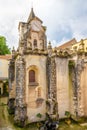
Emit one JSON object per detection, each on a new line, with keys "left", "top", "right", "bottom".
{"left": 0, "top": 0, "right": 87, "bottom": 49}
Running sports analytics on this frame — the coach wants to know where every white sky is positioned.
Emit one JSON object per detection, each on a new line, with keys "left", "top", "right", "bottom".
{"left": 0, "top": 0, "right": 87, "bottom": 49}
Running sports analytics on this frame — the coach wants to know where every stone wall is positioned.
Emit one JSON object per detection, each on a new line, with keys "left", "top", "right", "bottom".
{"left": 68, "top": 60, "right": 77, "bottom": 116}
{"left": 56, "top": 57, "right": 70, "bottom": 118}
{"left": 25, "top": 54, "right": 47, "bottom": 122}
{"left": 69, "top": 54, "right": 87, "bottom": 117}
{"left": 46, "top": 56, "right": 58, "bottom": 119}
{"left": 75, "top": 56, "right": 86, "bottom": 117}
{"left": 80, "top": 62, "right": 87, "bottom": 116}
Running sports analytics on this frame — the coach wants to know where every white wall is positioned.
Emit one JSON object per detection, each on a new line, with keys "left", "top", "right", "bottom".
{"left": 56, "top": 57, "right": 70, "bottom": 118}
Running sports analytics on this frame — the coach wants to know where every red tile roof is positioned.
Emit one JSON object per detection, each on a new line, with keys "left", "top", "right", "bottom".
{"left": 0, "top": 55, "right": 12, "bottom": 60}
{"left": 57, "top": 38, "right": 77, "bottom": 49}
{"left": 0, "top": 77, "right": 8, "bottom": 81}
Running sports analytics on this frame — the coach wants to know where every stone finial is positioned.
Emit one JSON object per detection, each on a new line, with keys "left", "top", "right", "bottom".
{"left": 12, "top": 46, "right": 15, "bottom": 54}
{"left": 79, "top": 39, "right": 84, "bottom": 51}
{"left": 17, "top": 47, "right": 19, "bottom": 52}
{"left": 53, "top": 47, "right": 57, "bottom": 53}
{"left": 48, "top": 41, "right": 52, "bottom": 56}
{"left": 48, "top": 41, "right": 52, "bottom": 49}
{"left": 80, "top": 39, "right": 84, "bottom": 47}
{"left": 81, "top": 39, "right": 84, "bottom": 44}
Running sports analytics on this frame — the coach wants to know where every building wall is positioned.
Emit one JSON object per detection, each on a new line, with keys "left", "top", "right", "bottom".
{"left": 25, "top": 54, "right": 47, "bottom": 122}
{"left": 80, "top": 62, "right": 87, "bottom": 116}
{"left": 0, "top": 59, "right": 9, "bottom": 78}
{"left": 56, "top": 57, "right": 73, "bottom": 118}
{"left": 8, "top": 8, "right": 87, "bottom": 124}
{"left": 0, "top": 58, "right": 10, "bottom": 95}
{"left": 0, "top": 82, "right": 3, "bottom": 94}
{"left": 72, "top": 39, "right": 87, "bottom": 52}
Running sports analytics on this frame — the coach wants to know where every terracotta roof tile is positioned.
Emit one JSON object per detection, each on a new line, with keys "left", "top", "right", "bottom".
{"left": 57, "top": 38, "right": 77, "bottom": 49}
{"left": 0, "top": 55, "right": 12, "bottom": 60}
{"left": 27, "top": 8, "right": 42, "bottom": 23}
{"left": 0, "top": 77, "right": 8, "bottom": 80}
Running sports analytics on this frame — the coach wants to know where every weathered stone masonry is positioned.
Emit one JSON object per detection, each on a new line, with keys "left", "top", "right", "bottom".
{"left": 46, "top": 56, "right": 58, "bottom": 118}
{"left": 76, "top": 56, "right": 85, "bottom": 116}
{"left": 8, "top": 8, "right": 87, "bottom": 125}
{"left": 14, "top": 56, "right": 27, "bottom": 126}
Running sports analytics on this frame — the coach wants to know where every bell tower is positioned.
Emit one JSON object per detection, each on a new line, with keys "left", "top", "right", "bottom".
{"left": 11, "top": 8, "right": 48, "bottom": 124}
{"left": 18, "top": 8, "right": 47, "bottom": 53}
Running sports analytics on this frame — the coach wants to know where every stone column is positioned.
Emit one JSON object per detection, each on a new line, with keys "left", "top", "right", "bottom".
{"left": 50, "top": 57, "right": 57, "bottom": 100}
{"left": 76, "top": 58, "right": 84, "bottom": 116}
{"left": 69, "top": 56, "right": 85, "bottom": 117}
{"left": 46, "top": 57, "right": 51, "bottom": 98}
{"left": 47, "top": 56, "right": 58, "bottom": 119}
{"left": 14, "top": 55, "right": 27, "bottom": 127}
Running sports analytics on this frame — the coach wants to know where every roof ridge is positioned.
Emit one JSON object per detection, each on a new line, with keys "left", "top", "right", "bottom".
{"left": 27, "top": 8, "right": 35, "bottom": 23}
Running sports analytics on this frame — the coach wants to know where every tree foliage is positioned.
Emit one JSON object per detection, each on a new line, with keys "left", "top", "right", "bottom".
{"left": 0, "top": 36, "right": 11, "bottom": 55}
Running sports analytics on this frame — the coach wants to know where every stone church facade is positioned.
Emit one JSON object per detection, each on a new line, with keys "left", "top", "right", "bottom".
{"left": 8, "top": 8, "right": 87, "bottom": 125}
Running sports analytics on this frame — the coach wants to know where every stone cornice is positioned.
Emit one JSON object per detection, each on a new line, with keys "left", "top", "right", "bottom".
{"left": 23, "top": 49, "right": 48, "bottom": 56}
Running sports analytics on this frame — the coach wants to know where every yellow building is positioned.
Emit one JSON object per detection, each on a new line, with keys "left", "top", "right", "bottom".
{"left": 72, "top": 38, "right": 87, "bottom": 52}
{"left": 0, "top": 55, "right": 11, "bottom": 95}
{"left": 58, "top": 38, "right": 77, "bottom": 50}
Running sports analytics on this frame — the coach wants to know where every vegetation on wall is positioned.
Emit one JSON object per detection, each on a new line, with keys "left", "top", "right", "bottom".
{"left": 68, "top": 60, "right": 75, "bottom": 70}
{"left": 36, "top": 113, "right": 42, "bottom": 119}
{"left": 0, "top": 36, "right": 11, "bottom": 55}
{"left": 3, "top": 80, "right": 9, "bottom": 96}
{"left": 65, "top": 111, "right": 71, "bottom": 125}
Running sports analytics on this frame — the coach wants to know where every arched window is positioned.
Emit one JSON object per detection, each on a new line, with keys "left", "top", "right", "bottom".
{"left": 29, "top": 70, "right": 35, "bottom": 83}
{"left": 34, "top": 39, "right": 37, "bottom": 47}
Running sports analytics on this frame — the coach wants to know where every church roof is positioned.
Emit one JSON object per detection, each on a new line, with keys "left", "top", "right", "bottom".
{"left": 27, "top": 8, "right": 35, "bottom": 23}
{"left": 27, "top": 8, "right": 43, "bottom": 23}
{"left": 0, "top": 55, "right": 12, "bottom": 60}
{"left": 0, "top": 77, "right": 8, "bottom": 81}
{"left": 57, "top": 38, "right": 77, "bottom": 50}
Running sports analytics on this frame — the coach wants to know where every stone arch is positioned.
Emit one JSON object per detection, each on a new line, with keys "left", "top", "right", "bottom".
{"left": 28, "top": 42, "right": 32, "bottom": 48}
{"left": 27, "top": 38, "right": 32, "bottom": 48}
{"left": 33, "top": 39, "right": 37, "bottom": 48}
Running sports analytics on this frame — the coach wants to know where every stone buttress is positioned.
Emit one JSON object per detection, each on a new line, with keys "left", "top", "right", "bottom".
{"left": 14, "top": 55, "right": 27, "bottom": 126}
{"left": 46, "top": 52, "right": 58, "bottom": 119}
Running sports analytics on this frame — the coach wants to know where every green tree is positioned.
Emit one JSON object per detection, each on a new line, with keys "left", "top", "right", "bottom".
{"left": 0, "top": 36, "right": 11, "bottom": 55}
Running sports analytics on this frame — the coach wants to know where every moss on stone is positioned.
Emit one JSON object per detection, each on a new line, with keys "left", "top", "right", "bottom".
{"left": 68, "top": 60, "right": 75, "bottom": 69}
